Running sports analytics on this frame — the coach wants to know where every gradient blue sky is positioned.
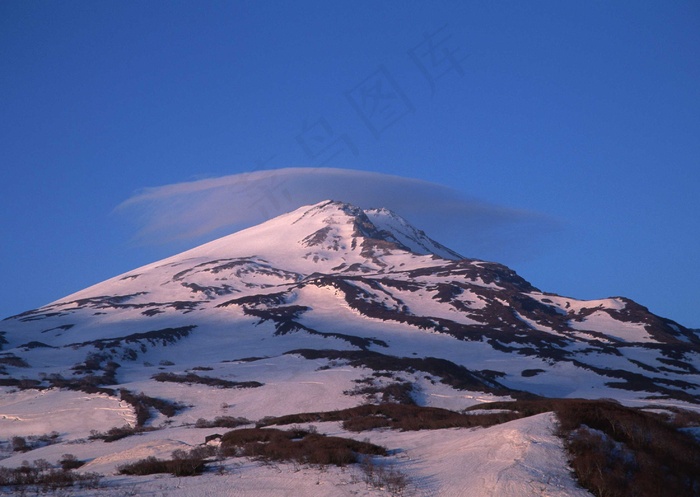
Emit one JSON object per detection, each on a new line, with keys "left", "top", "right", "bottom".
{"left": 1, "top": 1, "right": 699, "bottom": 327}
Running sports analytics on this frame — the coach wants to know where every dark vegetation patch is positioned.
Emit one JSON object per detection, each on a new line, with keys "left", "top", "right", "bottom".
{"left": 153, "top": 372, "right": 263, "bottom": 389}
{"left": 58, "top": 293, "right": 204, "bottom": 315}
{"left": 651, "top": 343, "right": 700, "bottom": 361}
{"left": 0, "top": 378, "right": 42, "bottom": 388}
{"left": 217, "top": 291, "right": 289, "bottom": 309}
{"left": 119, "top": 388, "right": 185, "bottom": 426}
{"left": 71, "top": 293, "right": 148, "bottom": 307}
{"left": 0, "top": 354, "right": 30, "bottom": 368}
{"left": 462, "top": 398, "right": 566, "bottom": 416}
{"left": 628, "top": 359, "right": 659, "bottom": 373}
{"left": 375, "top": 278, "right": 423, "bottom": 293}
{"left": 69, "top": 325, "right": 196, "bottom": 351}
{"left": 258, "top": 403, "right": 521, "bottom": 432}
{"left": 13, "top": 311, "right": 70, "bottom": 322}
{"left": 175, "top": 257, "right": 301, "bottom": 284}
{"left": 58, "top": 454, "right": 85, "bottom": 471}
{"left": 521, "top": 368, "right": 546, "bottom": 377}
{"left": 88, "top": 425, "right": 157, "bottom": 443}
{"left": 218, "top": 290, "right": 388, "bottom": 349}
{"left": 195, "top": 416, "right": 251, "bottom": 429}
{"left": 0, "top": 459, "right": 101, "bottom": 491}
{"left": 243, "top": 305, "right": 387, "bottom": 350}
{"left": 657, "top": 357, "right": 699, "bottom": 374}
{"left": 219, "top": 426, "right": 386, "bottom": 466}
{"left": 345, "top": 380, "right": 415, "bottom": 405}
{"left": 40, "top": 324, "right": 74, "bottom": 334}
{"left": 480, "top": 369, "right": 507, "bottom": 380}
{"left": 10, "top": 432, "right": 60, "bottom": 452}
{"left": 18, "top": 341, "right": 55, "bottom": 349}
{"left": 47, "top": 375, "right": 115, "bottom": 395}
{"left": 180, "top": 282, "right": 238, "bottom": 298}
{"left": 556, "top": 400, "right": 700, "bottom": 497}
{"left": 8, "top": 294, "right": 149, "bottom": 322}
{"left": 117, "top": 447, "right": 215, "bottom": 477}
{"left": 300, "top": 326, "right": 388, "bottom": 349}
{"left": 142, "top": 309, "right": 163, "bottom": 317}
{"left": 69, "top": 352, "right": 120, "bottom": 384}
{"left": 34, "top": 352, "right": 122, "bottom": 394}
{"left": 431, "top": 283, "right": 463, "bottom": 303}
{"left": 571, "top": 360, "right": 700, "bottom": 403}
{"left": 408, "top": 259, "right": 536, "bottom": 292}
{"left": 81, "top": 386, "right": 185, "bottom": 439}
{"left": 302, "top": 226, "right": 334, "bottom": 247}
{"left": 223, "top": 356, "right": 268, "bottom": 363}
{"left": 286, "top": 348, "right": 522, "bottom": 396}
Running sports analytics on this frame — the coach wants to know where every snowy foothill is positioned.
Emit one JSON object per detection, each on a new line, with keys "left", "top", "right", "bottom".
{"left": 0, "top": 389, "right": 592, "bottom": 497}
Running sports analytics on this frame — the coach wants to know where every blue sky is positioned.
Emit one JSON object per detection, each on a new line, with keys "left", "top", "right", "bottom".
{"left": 1, "top": 1, "right": 699, "bottom": 327}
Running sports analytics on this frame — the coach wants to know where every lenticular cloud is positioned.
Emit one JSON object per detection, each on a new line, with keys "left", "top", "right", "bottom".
{"left": 116, "top": 167, "right": 557, "bottom": 261}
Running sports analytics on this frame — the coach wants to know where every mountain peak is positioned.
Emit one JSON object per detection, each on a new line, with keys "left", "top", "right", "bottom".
{"left": 35, "top": 201, "right": 461, "bottom": 306}
{"left": 163, "top": 200, "right": 462, "bottom": 276}
{"left": 288, "top": 200, "right": 463, "bottom": 262}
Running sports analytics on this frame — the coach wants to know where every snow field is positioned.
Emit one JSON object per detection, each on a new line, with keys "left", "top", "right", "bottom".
{"left": 1, "top": 411, "right": 593, "bottom": 496}
{"left": 0, "top": 389, "right": 133, "bottom": 440}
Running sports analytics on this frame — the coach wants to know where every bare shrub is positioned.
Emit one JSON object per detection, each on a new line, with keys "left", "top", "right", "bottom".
{"left": 153, "top": 372, "right": 263, "bottom": 389}
{"left": 257, "top": 403, "right": 520, "bottom": 432}
{"left": 0, "top": 461, "right": 102, "bottom": 491}
{"left": 345, "top": 381, "right": 415, "bottom": 405}
{"left": 195, "top": 416, "right": 250, "bottom": 428}
{"left": 219, "top": 427, "right": 386, "bottom": 466}
{"left": 361, "top": 457, "right": 410, "bottom": 496}
{"left": 10, "top": 432, "right": 61, "bottom": 452}
{"left": 88, "top": 425, "right": 157, "bottom": 442}
{"left": 119, "top": 389, "right": 184, "bottom": 426}
{"left": 117, "top": 447, "right": 209, "bottom": 477}
{"left": 11, "top": 436, "right": 29, "bottom": 452}
{"left": 59, "top": 454, "right": 84, "bottom": 471}
{"left": 117, "top": 456, "right": 169, "bottom": 476}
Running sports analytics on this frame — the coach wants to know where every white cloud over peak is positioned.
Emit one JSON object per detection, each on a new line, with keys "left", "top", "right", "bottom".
{"left": 116, "top": 167, "right": 559, "bottom": 261}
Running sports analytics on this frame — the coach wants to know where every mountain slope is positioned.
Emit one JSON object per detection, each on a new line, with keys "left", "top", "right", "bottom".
{"left": 1, "top": 200, "right": 698, "bottom": 496}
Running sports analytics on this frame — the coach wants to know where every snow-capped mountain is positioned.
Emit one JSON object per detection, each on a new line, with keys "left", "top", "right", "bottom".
{"left": 1, "top": 200, "right": 698, "bottom": 496}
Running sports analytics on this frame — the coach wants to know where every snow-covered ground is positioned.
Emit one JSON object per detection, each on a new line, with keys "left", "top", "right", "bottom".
{"left": 0, "top": 389, "right": 133, "bottom": 440}
{"left": 0, "top": 398, "right": 592, "bottom": 497}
